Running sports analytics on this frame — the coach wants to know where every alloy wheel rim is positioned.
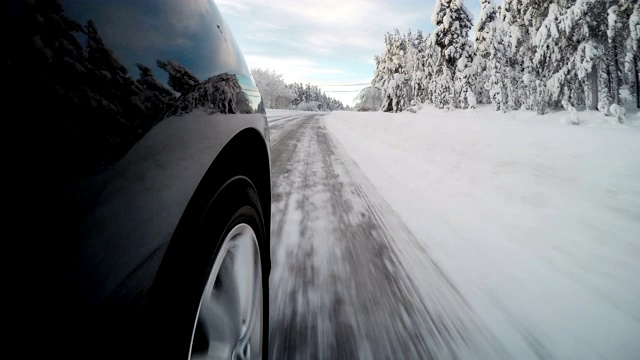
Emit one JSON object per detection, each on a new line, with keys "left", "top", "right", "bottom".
{"left": 189, "top": 223, "right": 262, "bottom": 360}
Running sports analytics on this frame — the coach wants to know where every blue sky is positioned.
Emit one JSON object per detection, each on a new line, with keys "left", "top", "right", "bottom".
{"left": 216, "top": 0, "right": 488, "bottom": 106}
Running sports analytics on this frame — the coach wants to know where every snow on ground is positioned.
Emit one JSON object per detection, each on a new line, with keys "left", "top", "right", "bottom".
{"left": 265, "top": 108, "right": 327, "bottom": 122}
{"left": 325, "top": 104, "right": 640, "bottom": 360}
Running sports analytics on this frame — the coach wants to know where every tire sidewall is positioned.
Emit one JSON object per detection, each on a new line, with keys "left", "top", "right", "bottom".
{"left": 138, "top": 178, "right": 267, "bottom": 359}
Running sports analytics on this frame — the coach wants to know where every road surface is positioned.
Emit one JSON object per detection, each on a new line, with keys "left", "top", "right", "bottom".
{"left": 267, "top": 113, "right": 504, "bottom": 359}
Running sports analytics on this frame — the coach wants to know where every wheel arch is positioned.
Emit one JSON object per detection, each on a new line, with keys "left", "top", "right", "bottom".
{"left": 173, "top": 126, "right": 271, "bottom": 255}
{"left": 133, "top": 126, "right": 271, "bottom": 358}
{"left": 207, "top": 127, "right": 271, "bottom": 244}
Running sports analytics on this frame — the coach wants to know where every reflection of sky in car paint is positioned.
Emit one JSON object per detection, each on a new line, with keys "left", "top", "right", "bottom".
{"left": 63, "top": 0, "right": 250, "bottom": 85}
{"left": 236, "top": 74, "right": 263, "bottom": 110}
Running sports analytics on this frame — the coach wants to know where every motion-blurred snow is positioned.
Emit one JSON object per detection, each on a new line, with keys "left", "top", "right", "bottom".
{"left": 325, "top": 104, "right": 640, "bottom": 359}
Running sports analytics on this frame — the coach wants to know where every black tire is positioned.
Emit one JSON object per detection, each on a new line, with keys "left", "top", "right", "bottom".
{"left": 137, "top": 177, "right": 267, "bottom": 359}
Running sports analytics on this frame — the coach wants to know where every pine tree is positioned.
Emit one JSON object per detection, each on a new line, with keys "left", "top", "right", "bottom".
{"left": 626, "top": 2, "right": 640, "bottom": 108}
{"left": 474, "top": 0, "right": 498, "bottom": 104}
{"left": 608, "top": 2, "right": 625, "bottom": 105}
{"left": 499, "top": 0, "right": 520, "bottom": 26}
{"left": 372, "top": 33, "right": 393, "bottom": 111}
{"left": 475, "top": 0, "right": 498, "bottom": 51}
{"left": 135, "top": 63, "right": 175, "bottom": 119}
{"left": 499, "top": 0, "right": 525, "bottom": 111}
{"left": 424, "top": 35, "right": 439, "bottom": 104}
{"left": 486, "top": 19, "right": 511, "bottom": 112}
{"left": 354, "top": 87, "right": 383, "bottom": 111}
{"left": 454, "top": 41, "right": 478, "bottom": 109}
{"left": 405, "top": 29, "right": 417, "bottom": 106}
{"left": 250, "top": 68, "right": 295, "bottom": 109}
{"left": 368, "top": 0, "right": 637, "bottom": 116}
{"left": 429, "top": 0, "right": 475, "bottom": 109}
{"left": 518, "top": 1, "right": 552, "bottom": 110}
{"left": 520, "top": 1, "right": 552, "bottom": 68}
{"left": 410, "top": 29, "right": 428, "bottom": 104}
{"left": 156, "top": 59, "right": 200, "bottom": 96}
{"left": 534, "top": 0, "right": 611, "bottom": 115}
{"left": 373, "top": 29, "right": 411, "bottom": 112}
{"left": 611, "top": 0, "right": 638, "bottom": 109}
{"left": 534, "top": 3, "right": 571, "bottom": 110}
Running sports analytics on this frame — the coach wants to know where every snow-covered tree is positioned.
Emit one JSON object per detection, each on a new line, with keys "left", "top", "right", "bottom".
{"left": 486, "top": 19, "right": 512, "bottom": 112}
{"left": 166, "top": 73, "right": 252, "bottom": 116}
{"left": 499, "top": 0, "right": 520, "bottom": 26}
{"left": 534, "top": 0, "right": 612, "bottom": 115}
{"left": 455, "top": 48, "right": 479, "bottom": 109}
{"left": 135, "top": 63, "right": 175, "bottom": 119}
{"left": 405, "top": 29, "right": 417, "bottom": 87}
{"left": 286, "top": 82, "right": 345, "bottom": 111}
{"left": 608, "top": 3, "right": 625, "bottom": 105}
{"left": 156, "top": 59, "right": 199, "bottom": 96}
{"left": 475, "top": 0, "right": 498, "bottom": 53}
{"left": 500, "top": 0, "right": 536, "bottom": 111}
{"left": 368, "top": 0, "right": 639, "bottom": 116}
{"left": 611, "top": 0, "right": 639, "bottom": 109}
{"left": 250, "top": 68, "right": 294, "bottom": 109}
{"left": 354, "top": 87, "right": 383, "bottom": 111}
{"left": 249, "top": 69, "right": 344, "bottom": 111}
{"left": 534, "top": 3, "right": 573, "bottom": 110}
{"left": 518, "top": 1, "right": 552, "bottom": 110}
{"left": 373, "top": 29, "right": 411, "bottom": 112}
{"left": 424, "top": 36, "right": 440, "bottom": 104}
{"left": 410, "top": 30, "right": 429, "bottom": 104}
{"left": 429, "top": 0, "right": 475, "bottom": 109}
{"left": 474, "top": 0, "right": 498, "bottom": 104}
{"left": 626, "top": 2, "right": 640, "bottom": 108}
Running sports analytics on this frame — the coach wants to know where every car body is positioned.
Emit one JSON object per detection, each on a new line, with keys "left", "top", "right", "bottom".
{"left": 5, "top": 0, "right": 270, "bottom": 358}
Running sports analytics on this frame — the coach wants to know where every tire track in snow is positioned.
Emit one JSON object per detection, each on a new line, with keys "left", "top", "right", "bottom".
{"left": 268, "top": 114, "right": 505, "bottom": 359}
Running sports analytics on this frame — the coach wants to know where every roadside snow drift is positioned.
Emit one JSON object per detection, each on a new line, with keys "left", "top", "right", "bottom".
{"left": 325, "top": 105, "right": 640, "bottom": 360}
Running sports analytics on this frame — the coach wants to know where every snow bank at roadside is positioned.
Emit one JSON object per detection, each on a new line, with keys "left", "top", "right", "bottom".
{"left": 325, "top": 104, "right": 640, "bottom": 360}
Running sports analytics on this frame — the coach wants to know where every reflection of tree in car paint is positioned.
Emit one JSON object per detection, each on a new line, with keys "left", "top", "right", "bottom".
{"left": 4, "top": 0, "right": 256, "bottom": 175}
{"left": 157, "top": 60, "right": 254, "bottom": 116}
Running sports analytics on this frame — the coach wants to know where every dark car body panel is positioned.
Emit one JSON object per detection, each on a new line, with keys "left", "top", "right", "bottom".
{"left": 5, "top": 0, "right": 270, "bottom": 357}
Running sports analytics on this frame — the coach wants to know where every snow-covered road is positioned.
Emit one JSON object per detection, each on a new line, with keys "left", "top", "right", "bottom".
{"left": 267, "top": 107, "right": 640, "bottom": 360}
{"left": 268, "top": 112, "right": 504, "bottom": 359}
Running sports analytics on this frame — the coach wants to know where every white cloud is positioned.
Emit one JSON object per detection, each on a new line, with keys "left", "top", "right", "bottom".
{"left": 220, "top": 0, "right": 429, "bottom": 57}
{"left": 245, "top": 55, "right": 345, "bottom": 83}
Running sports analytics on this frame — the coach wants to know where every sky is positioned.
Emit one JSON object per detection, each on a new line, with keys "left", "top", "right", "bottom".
{"left": 216, "top": 0, "right": 488, "bottom": 107}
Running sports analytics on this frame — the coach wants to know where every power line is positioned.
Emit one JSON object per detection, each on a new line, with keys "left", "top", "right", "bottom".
{"left": 320, "top": 82, "right": 371, "bottom": 87}
{"left": 323, "top": 89, "right": 366, "bottom": 93}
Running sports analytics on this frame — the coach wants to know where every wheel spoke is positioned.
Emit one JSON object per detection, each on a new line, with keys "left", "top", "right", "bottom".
{"left": 234, "top": 233, "right": 256, "bottom": 337}
{"left": 190, "top": 223, "right": 263, "bottom": 360}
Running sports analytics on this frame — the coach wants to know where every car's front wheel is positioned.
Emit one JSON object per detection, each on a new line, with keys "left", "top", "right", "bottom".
{"left": 190, "top": 208, "right": 264, "bottom": 360}
{"left": 139, "top": 178, "right": 266, "bottom": 360}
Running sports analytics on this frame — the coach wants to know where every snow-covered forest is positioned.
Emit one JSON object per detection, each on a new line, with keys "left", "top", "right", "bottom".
{"left": 371, "top": 0, "right": 640, "bottom": 122}
{"left": 251, "top": 68, "right": 347, "bottom": 111}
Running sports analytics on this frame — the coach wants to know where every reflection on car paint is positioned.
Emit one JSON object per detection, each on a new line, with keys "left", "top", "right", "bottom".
{"left": 4, "top": 0, "right": 263, "bottom": 175}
